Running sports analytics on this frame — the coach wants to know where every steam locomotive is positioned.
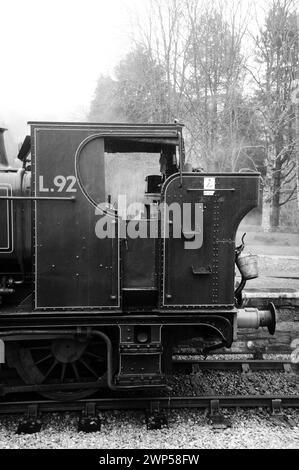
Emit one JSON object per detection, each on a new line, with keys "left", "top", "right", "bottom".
{"left": 0, "top": 122, "right": 276, "bottom": 400}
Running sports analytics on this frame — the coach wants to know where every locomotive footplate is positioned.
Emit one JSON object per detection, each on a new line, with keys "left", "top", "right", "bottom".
{"left": 115, "top": 325, "right": 165, "bottom": 387}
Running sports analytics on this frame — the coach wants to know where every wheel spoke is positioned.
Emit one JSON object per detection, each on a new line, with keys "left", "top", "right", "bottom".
{"left": 34, "top": 354, "right": 53, "bottom": 366}
{"left": 85, "top": 351, "right": 105, "bottom": 361}
{"left": 60, "top": 363, "right": 67, "bottom": 383}
{"left": 72, "top": 363, "right": 80, "bottom": 380}
{"left": 43, "top": 359, "right": 58, "bottom": 381}
{"left": 79, "top": 358, "right": 98, "bottom": 378}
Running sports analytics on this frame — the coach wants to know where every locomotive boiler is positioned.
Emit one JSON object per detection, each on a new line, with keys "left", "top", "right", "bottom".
{"left": 0, "top": 122, "right": 276, "bottom": 400}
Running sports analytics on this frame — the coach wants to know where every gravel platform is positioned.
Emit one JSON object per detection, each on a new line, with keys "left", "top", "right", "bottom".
{"left": 0, "top": 408, "right": 298, "bottom": 449}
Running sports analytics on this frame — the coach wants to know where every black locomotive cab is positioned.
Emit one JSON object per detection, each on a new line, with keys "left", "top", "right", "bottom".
{"left": 0, "top": 122, "right": 276, "bottom": 397}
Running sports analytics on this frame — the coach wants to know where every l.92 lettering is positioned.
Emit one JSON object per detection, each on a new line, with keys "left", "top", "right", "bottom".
{"left": 39, "top": 175, "right": 77, "bottom": 193}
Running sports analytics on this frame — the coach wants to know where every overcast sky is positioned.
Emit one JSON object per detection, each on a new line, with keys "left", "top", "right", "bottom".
{"left": 0, "top": 0, "right": 137, "bottom": 147}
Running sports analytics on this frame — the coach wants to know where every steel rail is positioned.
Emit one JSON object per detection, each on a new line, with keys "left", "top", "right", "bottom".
{"left": 172, "top": 359, "right": 298, "bottom": 373}
{"left": 0, "top": 395, "right": 298, "bottom": 415}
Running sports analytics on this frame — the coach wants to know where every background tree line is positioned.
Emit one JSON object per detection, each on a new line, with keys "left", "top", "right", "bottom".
{"left": 88, "top": 0, "right": 299, "bottom": 230}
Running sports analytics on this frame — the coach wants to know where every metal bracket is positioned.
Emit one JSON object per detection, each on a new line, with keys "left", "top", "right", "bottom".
{"left": 271, "top": 399, "right": 292, "bottom": 425}
{"left": 283, "top": 363, "right": 293, "bottom": 375}
{"left": 150, "top": 401, "right": 161, "bottom": 414}
{"left": 209, "top": 400, "right": 231, "bottom": 429}
{"left": 27, "top": 404, "right": 39, "bottom": 420}
{"left": 210, "top": 399, "right": 220, "bottom": 417}
{"left": 78, "top": 402, "right": 101, "bottom": 433}
{"left": 85, "top": 402, "right": 97, "bottom": 418}
{"left": 192, "top": 266, "right": 212, "bottom": 275}
{"left": 271, "top": 399, "right": 283, "bottom": 416}
{"left": 17, "top": 404, "right": 42, "bottom": 434}
{"left": 241, "top": 363, "right": 251, "bottom": 374}
{"left": 146, "top": 401, "right": 168, "bottom": 430}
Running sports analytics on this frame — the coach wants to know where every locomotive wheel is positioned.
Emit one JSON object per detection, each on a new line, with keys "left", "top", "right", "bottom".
{"left": 6, "top": 337, "right": 107, "bottom": 400}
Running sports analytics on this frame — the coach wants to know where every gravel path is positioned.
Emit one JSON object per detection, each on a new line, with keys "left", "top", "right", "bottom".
{"left": 0, "top": 409, "right": 298, "bottom": 449}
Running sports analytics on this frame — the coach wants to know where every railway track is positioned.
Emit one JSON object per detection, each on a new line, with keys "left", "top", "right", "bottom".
{"left": 0, "top": 356, "right": 298, "bottom": 431}
{"left": 0, "top": 395, "right": 298, "bottom": 415}
{"left": 173, "top": 358, "right": 298, "bottom": 374}
{"left": 0, "top": 393, "right": 298, "bottom": 433}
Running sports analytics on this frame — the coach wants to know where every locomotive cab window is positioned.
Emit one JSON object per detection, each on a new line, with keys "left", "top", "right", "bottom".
{"left": 105, "top": 150, "right": 161, "bottom": 219}
{"left": 77, "top": 136, "right": 178, "bottom": 219}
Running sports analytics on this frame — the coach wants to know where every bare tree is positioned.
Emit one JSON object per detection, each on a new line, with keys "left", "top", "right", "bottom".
{"left": 131, "top": 0, "right": 253, "bottom": 171}
{"left": 184, "top": 1, "right": 251, "bottom": 170}
{"left": 248, "top": 0, "right": 299, "bottom": 227}
{"left": 133, "top": 0, "right": 191, "bottom": 121}
{"left": 114, "top": 45, "right": 170, "bottom": 123}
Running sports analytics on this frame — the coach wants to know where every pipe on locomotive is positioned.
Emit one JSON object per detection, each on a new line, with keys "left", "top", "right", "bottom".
{"left": 237, "top": 302, "right": 276, "bottom": 335}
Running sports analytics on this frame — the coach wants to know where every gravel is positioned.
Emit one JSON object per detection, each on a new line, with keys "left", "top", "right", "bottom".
{"left": 165, "top": 371, "right": 298, "bottom": 396}
{"left": 0, "top": 408, "right": 298, "bottom": 449}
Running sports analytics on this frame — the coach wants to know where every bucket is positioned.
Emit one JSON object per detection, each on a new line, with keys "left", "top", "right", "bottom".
{"left": 236, "top": 253, "right": 258, "bottom": 280}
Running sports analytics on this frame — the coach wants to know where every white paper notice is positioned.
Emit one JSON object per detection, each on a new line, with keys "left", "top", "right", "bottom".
{"left": 204, "top": 177, "right": 215, "bottom": 196}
